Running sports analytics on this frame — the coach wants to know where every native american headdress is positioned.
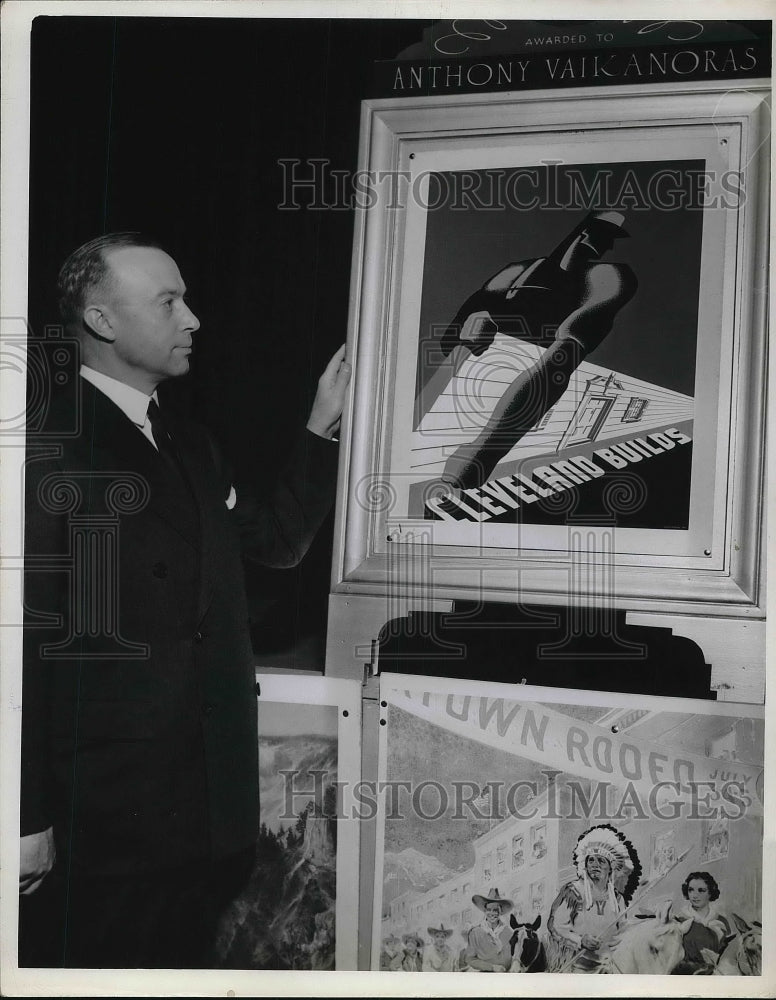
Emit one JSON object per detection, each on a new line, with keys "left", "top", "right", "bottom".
{"left": 573, "top": 823, "right": 642, "bottom": 904}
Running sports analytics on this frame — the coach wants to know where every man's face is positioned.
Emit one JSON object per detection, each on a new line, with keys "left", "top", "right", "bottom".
{"left": 585, "top": 854, "right": 611, "bottom": 883}
{"left": 433, "top": 931, "right": 447, "bottom": 948}
{"left": 97, "top": 246, "right": 200, "bottom": 392}
{"left": 485, "top": 903, "right": 501, "bottom": 925}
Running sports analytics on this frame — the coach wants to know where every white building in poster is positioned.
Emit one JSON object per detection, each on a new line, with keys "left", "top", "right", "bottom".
{"left": 411, "top": 335, "right": 694, "bottom": 484}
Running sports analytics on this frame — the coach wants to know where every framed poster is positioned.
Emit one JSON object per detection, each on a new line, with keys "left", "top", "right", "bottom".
{"left": 372, "top": 673, "right": 764, "bottom": 977}
{"left": 334, "top": 81, "right": 769, "bottom": 616}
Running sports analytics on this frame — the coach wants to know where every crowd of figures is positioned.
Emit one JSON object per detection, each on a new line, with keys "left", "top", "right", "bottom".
{"left": 379, "top": 825, "right": 762, "bottom": 975}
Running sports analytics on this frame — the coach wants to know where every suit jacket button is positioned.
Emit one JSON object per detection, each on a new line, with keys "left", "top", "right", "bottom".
{"left": 194, "top": 631, "right": 204, "bottom": 644}
{"left": 152, "top": 561, "right": 168, "bottom": 578}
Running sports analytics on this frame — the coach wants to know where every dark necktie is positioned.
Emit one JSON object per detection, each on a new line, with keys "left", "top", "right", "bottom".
{"left": 146, "top": 400, "right": 199, "bottom": 537}
{"left": 146, "top": 398, "right": 193, "bottom": 500}
{"left": 146, "top": 398, "right": 178, "bottom": 460}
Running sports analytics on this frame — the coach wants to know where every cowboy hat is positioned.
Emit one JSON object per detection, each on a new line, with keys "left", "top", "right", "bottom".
{"left": 472, "top": 887, "right": 513, "bottom": 913}
{"left": 402, "top": 931, "right": 424, "bottom": 948}
{"left": 427, "top": 923, "right": 454, "bottom": 937}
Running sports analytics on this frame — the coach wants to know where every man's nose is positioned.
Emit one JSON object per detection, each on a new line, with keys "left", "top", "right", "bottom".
{"left": 181, "top": 302, "right": 200, "bottom": 332}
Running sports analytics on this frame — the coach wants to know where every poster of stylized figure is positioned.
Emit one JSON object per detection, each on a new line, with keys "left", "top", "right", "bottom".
{"left": 214, "top": 676, "right": 360, "bottom": 970}
{"left": 410, "top": 165, "right": 700, "bottom": 531}
{"left": 372, "top": 675, "right": 763, "bottom": 976}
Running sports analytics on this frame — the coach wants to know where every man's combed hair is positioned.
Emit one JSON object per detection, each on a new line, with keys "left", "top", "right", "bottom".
{"left": 57, "top": 232, "right": 164, "bottom": 328}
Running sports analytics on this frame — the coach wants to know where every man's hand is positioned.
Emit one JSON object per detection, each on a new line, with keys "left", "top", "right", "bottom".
{"left": 306, "top": 345, "right": 351, "bottom": 440}
{"left": 20, "top": 826, "right": 55, "bottom": 895}
{"left": 580, "top": 933, "right": 601, "bottom": 951}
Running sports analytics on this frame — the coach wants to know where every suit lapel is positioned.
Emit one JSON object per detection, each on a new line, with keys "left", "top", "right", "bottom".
{"left": 162, "top": 406, "right": 217, "bottom": 623}
{"left": 78, "top": 380, "right": 201, "bottom": 548}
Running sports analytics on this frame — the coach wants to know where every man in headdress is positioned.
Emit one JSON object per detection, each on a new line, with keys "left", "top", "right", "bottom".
{"left": 546, "top": 823, "right": 641, "bottom": 972}
{"left": 464, "top": 887, "right": 514, "bottom": 972}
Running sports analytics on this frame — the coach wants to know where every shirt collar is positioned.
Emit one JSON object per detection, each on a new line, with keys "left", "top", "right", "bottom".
{"left": 80, "top": 365, "right": 156, "bottom": 426}
{"left": 678, "top": 900, "right": 723, "bottom": 926}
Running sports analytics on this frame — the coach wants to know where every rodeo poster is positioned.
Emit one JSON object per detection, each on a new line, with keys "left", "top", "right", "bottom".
{"left": 373, "top": 675, "right": 763, "bottom": 978}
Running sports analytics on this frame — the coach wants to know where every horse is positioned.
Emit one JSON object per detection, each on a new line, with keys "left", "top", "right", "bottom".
{"left": 696, "top": 913, "right": 762, "bottom": 976}
{"left": 598, "top": 903, "right": 692, "bottom": 974}
{"left": 508, "top": 914, "right": 548, "bottom": 972}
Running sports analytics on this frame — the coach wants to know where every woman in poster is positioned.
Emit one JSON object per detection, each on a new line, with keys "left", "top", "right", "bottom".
{"left": 670, "top": 871, "right": 731, "bottom": 974}
{"left": 463, "top": 887, "right": 514, "bottom": 972}
{"left": 422, "top": 924, "right": 457, "bottom": 971}
{"left": 546, "top": 823, "right": 641, "bottom": 972}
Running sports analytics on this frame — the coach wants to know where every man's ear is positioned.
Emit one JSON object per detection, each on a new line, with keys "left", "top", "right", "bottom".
{"left": 82, "top": 305, "right": 115, "bottom": 341}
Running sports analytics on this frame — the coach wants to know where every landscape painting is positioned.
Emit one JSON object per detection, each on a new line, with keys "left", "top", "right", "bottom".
{"left": 215, "top": 701, "right": 340, "bottom": 969}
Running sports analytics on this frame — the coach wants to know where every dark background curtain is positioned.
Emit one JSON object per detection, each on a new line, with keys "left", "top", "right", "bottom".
{"left": 28, "top": 16, "right": 431, "bottom": 662}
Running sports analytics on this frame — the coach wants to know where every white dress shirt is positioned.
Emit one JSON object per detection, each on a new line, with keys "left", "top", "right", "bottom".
{"left": 80, "top": 365, "right": 159, "bottom": 449}
{"left": 79, "top": 365, "right": 237, "bottom": 508}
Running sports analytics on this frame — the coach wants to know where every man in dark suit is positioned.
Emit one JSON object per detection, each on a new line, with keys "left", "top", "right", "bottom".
{"left": 19, "top": 233, "right": 351, "bottom": 967}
